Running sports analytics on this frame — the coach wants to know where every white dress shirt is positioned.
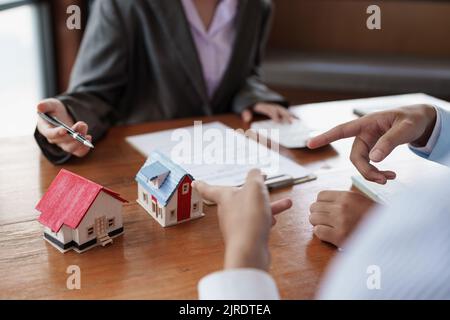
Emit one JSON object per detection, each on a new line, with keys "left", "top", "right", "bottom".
{"left": 198, "top": 106, "right": 450, "bottom": 300}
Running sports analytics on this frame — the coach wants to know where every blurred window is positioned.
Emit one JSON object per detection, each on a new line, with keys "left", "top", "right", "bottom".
{"left": 0, "top": 1, "right": 53, "bottom": 137}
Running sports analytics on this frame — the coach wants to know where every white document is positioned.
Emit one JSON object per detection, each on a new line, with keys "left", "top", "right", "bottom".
{"left": 352, "top": 157, "right": 450, "bottom": 204}
{"left": 126, "top": 122, "right": 315, "bottom": 187}
{"left": 351, "top": 175, "right": 408, "bottom": 205}
{"left": 351, "top": 93, "right": 450, "bottom": 117}
{"left": 250, "top": 119, "right": 323, "bottom": 149}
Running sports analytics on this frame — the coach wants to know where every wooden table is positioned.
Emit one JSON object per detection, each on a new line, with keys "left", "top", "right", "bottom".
{"left": 0, "top": 104, "right": 395, "bottom": 299}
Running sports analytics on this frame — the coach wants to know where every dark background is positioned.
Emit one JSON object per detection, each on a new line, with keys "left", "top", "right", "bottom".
{"left": 2, "top": 0, "right": 450, "bottom": 104}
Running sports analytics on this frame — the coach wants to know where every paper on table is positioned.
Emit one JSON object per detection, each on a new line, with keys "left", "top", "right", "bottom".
{"left": 126, "top": 122, "right": 314, "bottom": 187}
{"left": 348, "top": 93, "right": 450, "bottom": 116}
{"left": 250, "top": 119, "right": 322, "bottom": 149}
{"left": 351, "top": 175, "right": 407, "bottom": 205}
{"left": 352, "top": 156, "right": 450, "bottom": 205}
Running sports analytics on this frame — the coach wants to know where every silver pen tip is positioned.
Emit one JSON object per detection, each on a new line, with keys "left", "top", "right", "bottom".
{"left": 84, "top": 140, "right": 94, "bottom": 148}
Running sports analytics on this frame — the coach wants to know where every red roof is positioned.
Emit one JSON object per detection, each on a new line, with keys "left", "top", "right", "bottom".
{"left": 36, "top": 169, "right": 128, "bottom": 232}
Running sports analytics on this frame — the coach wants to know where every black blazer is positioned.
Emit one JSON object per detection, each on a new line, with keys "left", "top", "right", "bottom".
{"left": 35, "top": 0, "right": 287, "bottom": 163}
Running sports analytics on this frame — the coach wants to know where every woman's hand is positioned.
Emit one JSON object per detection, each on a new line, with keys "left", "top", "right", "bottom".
{"left": 192, "top": 169, "right": 292, "bottom": 271}
{"left": 241, "top": 102, "right": 296, "bottom": 123}
{"left": 309, "top": 191, "right": 376, "bottom": 247}
{"left": 36, "top": 98, "right": 92, "bottom": 157}
{"left": 308, "top": 104, "right": 437, "bottom": 184}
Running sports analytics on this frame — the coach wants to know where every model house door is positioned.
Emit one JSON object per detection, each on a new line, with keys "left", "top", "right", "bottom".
{"left": 177, "top": 176, "right": 192, "bottom": 221}
{"left": 94, "top": 216, "right": 107, "bottom": 236}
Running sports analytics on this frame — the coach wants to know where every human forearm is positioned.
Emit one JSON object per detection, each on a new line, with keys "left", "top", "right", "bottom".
{"left": 224, "top": 240, "right": 270, "bottom": 271}
{"left": 192, "top": 171, "right": 291, "bottom": 299}
{"left": 232, "top": 76, "right": 288, "bottom": 115}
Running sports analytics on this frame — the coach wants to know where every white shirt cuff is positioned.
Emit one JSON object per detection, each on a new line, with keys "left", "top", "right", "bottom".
{"left": 409, "top": 106, "right": 442, "bottom": 155}
{"left": 198, "top": 268, "right": 280, "bottom": 300}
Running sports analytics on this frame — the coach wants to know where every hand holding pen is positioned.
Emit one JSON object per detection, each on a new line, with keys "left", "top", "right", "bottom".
{"left": 36, "top": 98, "right": 93, "bottom": 157}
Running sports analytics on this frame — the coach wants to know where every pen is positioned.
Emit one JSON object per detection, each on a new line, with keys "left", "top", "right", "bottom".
{"left": 37, "top": 112, "right": 94, "bottom": 149}
{"left": 264, "top": 175, "right": 294, "bottom": 190}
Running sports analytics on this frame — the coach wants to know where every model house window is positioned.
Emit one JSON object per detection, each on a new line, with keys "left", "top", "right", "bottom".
{"left": 158, "top": 207, "right": 162, "bottom": 218}
{"left": 182, "top": 183, "right": 189, "bottom": 195}
{"left": 170, "top": 210, "right": 175, "bottom": 218}
{"left": 152, "top": 201, "right": 156, "bottom": 213}
{"left": 192, "top": 202, "right": 199, "bottom": 212}
{"left": 108, "top": 217, "right": 115, "bottom": 228}
{"left": 87, "top": 226, "right": 94, "bottom": 237}
{"left": 143, "top": 192, "right": 148, "bottom": 203}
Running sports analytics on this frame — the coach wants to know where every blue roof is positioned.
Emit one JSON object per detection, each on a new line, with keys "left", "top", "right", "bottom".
{"left": 135, "top": 151, "right": 193, "bottom": 206}
{"left": 140, "top": 161, "right": 169, "bottom": 181}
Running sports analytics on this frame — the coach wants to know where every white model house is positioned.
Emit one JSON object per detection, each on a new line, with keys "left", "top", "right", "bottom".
{"left": 136, "top": 150, "right": 204, "bottom": 227}
{"left": 36, "top": 169, "right": 128, "bottom": 253}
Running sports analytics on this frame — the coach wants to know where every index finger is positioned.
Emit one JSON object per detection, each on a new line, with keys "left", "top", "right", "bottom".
{"left": 246, "top": 169, "right": 265, "bottom": 185}
{"left": 270, "top": 198, "right": 292, "bottom": 215}
{"left": 307, "top": 118, "right": 364, "bottom": 149}
{"left": 37, "top": 99, "right": 60, "bottom": 114}
{"left": 191, "top": 180, "right": 236, "bottom": 204}
{"left": 37, "top": 117, "right": 66, "bottom": 140}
